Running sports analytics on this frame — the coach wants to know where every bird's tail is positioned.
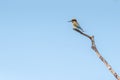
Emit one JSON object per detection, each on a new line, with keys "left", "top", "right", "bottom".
{"left": 78, "top": 26, "right": 84, "bottom": 32}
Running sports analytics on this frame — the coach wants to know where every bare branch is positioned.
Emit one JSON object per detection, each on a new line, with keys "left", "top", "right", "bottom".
{"left": 73, "top": 28, "right": 120, "bottom": 80}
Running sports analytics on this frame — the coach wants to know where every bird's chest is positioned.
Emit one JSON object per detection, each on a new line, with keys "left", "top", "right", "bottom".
{"left": 72, "top": 22, "right": 78, "bottom": 27}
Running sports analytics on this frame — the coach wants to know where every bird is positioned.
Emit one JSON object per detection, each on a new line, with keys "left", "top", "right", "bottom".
{"left": 69, "top": 19, "right": 84, "bottom": 32}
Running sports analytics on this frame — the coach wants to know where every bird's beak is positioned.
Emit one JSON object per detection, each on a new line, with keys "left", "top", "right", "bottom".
{"left": 68, "top": 20, "right": 72, "bottom": 22}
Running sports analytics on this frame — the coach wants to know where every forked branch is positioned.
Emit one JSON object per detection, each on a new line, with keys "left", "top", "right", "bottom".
{"left": 73, "top": 28, "right": 120, "bottom": 80}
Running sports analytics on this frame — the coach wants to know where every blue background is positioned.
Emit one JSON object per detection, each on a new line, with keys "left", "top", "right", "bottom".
{"left": 0, "top": 0, "right": 120, "bottom": 80}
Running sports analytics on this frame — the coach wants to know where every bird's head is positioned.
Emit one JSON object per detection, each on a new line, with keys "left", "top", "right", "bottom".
{"left": 68, "top": 19, "right": 77, "bottom": 22}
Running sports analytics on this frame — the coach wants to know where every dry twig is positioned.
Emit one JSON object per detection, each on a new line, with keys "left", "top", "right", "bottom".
{"left": 73, "top": 28, "right": 120, "bottom": 80}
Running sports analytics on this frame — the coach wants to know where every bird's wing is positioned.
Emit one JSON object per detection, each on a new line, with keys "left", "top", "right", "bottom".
{"left": 77, "top": 24, "right": 84, "bottom": 32}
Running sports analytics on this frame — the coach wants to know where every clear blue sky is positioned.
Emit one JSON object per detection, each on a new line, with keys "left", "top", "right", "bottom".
{"left": 0, "top": 0, "right": 120, "bottom": 80}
